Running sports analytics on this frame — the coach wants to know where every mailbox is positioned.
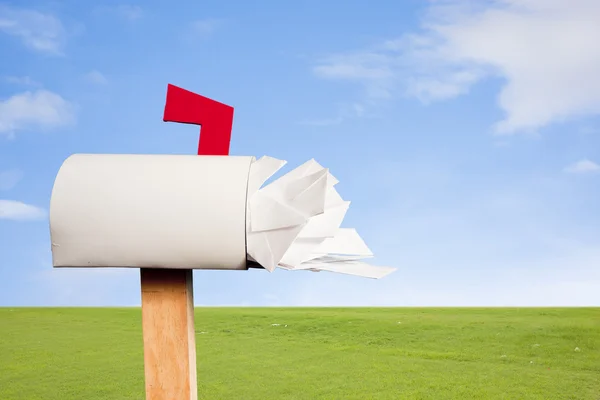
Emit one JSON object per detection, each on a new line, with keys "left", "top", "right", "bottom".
{"left": 50, "top": 153, "right": 254, "bottom": 270}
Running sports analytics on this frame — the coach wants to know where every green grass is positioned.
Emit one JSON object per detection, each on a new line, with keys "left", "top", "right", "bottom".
{"left": 0, "top": 307, "right": 599, "bottom": 399}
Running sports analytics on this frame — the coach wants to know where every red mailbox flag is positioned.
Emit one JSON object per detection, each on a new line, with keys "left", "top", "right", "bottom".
{"left": 163, "top": 83, "right": 234, "bottom": 156}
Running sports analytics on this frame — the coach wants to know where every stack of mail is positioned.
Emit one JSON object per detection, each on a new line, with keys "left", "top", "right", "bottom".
{"left": 246, "top": 156, "right": 396, "bottom": 279}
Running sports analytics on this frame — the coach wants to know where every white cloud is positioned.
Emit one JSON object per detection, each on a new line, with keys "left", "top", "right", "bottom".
{"left": 0, "top": 90, "right": 76, "bottom": 137}
{"left": 0, "top": 4, "right": 65, "bottom": 54}
{"left": 313, "top": 0, "right": 600, "bottom": 134}
{"left": 0, "top": 169, "right": 23, "bottom": 190}
{"left": 84, "top": 70, "right": 108, "bottom": 85}
{"left": 564, "top": 159, "right": 600, "bottom": 174}
{"left": 313, "top": 52, "right": 397, "bottom": 100}
{"left": 0, "top": 200, "right": 46, "bottom": 221}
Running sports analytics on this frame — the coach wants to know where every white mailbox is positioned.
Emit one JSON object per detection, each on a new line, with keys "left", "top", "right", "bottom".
{"left": 50, "top": 154, "right": 253, "bottom": 270}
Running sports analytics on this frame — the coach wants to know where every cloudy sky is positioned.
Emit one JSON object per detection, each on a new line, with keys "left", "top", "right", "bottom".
{"left": 1, "top": 0, "right": 600, "bottom": 306}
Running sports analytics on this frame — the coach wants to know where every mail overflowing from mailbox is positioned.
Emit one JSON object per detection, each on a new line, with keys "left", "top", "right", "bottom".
{"left": 246, "top": 156, "right": 396, "bottom": 279}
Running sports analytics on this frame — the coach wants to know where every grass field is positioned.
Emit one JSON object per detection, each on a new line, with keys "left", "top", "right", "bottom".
{"left": 0, "top": 307, "right": 599, "bottom": 399}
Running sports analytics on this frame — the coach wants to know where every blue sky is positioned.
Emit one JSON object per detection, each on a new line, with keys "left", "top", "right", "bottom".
{"left": 1, "top": 0, "right": 600, "bottom": 306}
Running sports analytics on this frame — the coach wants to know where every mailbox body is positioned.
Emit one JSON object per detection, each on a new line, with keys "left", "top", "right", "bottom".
{"left": 50, "top": 154, "right": 254, "bottom": 270}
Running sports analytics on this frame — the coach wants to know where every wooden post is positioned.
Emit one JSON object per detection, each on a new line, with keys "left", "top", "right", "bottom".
{"left": 140, "top": 84, "right": 234, "bottom": 400}
{"left": 141, "top": 269, "right": 197, "bottom": 400}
